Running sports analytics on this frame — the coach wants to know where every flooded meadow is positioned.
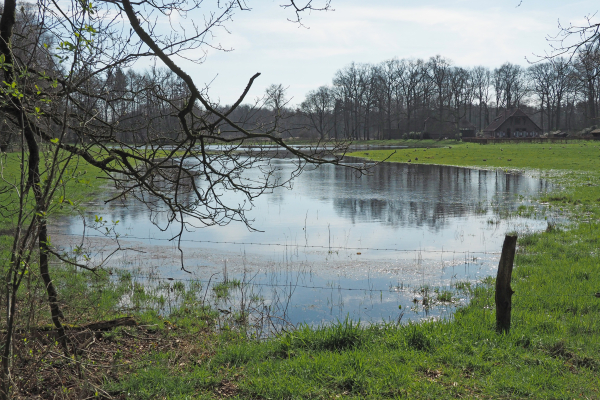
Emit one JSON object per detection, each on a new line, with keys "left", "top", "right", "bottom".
{"left": 52, "top": 157, "right": 554, "bottom": 328}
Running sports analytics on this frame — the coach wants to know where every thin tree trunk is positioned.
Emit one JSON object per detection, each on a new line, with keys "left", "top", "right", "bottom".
{"left": 22, "top": 121, "right": 69, "bottom": 352}
{"left": 541, "top": 98, "right": 545, "bottom": 132}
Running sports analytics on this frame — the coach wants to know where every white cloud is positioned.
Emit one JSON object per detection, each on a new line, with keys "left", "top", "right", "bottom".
{"left": 167, "top": 1, "right": 598, "bottom": 105}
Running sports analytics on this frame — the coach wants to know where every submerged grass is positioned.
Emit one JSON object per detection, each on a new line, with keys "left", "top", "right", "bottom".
{"left": 3, "top": 141, "right": 600, "bottom": 398}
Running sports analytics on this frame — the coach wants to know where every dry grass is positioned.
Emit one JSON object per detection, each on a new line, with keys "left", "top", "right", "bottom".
{"left": 11, "top": 322, "right": 217, "bottom": 399}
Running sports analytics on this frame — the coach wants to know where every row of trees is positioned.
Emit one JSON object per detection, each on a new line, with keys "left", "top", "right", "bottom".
{"left": 299, "top": 50, "right": 600, "bottom": 140}
{"left": 0, "top": 2, "right": 298, "bottom": 151}
{"left": 0, "top": 64, "right": 303, "bottom": 148}
{"left": 3, "top": 49, "right": 598, "bottom": 147}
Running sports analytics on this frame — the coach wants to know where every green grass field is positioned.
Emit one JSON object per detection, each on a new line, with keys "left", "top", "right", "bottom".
{"left": 350, "top": 141, "right": 600, "bottom": 172}
{"left": 4, "top": 142, "right": 600, "bottom": 398}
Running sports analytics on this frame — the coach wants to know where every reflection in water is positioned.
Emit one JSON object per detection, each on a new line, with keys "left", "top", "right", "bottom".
{"left": 53, "top": 159, "right": 553, "bottom": 326}
{"left": 303, "top": 162, "right": 550, "bottom": 230}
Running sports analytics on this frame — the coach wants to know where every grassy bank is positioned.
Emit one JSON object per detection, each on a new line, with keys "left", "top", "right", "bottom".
{"left": 0, "top": 146, "right": 189, "bottom": 231}
{"left": 349, "top": 141, "right": 600, "bottom": 172}
{"left": 5, "top": 142, "right": 600, "bottom": 398}
{"left": 0, "top": 150, "right": 107, "bottom": 233}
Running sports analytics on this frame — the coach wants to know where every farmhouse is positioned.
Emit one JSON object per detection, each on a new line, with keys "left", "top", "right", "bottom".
{"left": 423, "top": 117, "right": 455, "bottom": 139}
{"left": 422, "top": 116, "right": 477, "bottom": 139}
{"left": 458, "top": 118, "right": 477, "bottom": 138}
{"left": 482, "top": 108, "right": 542, "bottom": 139}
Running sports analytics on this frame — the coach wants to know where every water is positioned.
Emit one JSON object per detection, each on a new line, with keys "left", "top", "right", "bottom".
{"left": 53, "top": 158, "right": 553, "bottom": 327}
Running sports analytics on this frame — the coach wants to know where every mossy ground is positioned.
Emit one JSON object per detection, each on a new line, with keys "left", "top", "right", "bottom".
{"left": 3, "top": 141, "right": 600, "bottom": 399}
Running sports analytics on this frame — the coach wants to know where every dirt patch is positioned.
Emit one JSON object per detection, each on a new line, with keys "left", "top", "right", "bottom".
{"left": 10, "top": 320, "right": 212, "bottom": 399}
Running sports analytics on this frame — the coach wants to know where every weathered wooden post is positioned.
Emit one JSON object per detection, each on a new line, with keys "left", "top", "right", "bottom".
{"left": 495, "top": 234, "right": 518, "bottom": 334}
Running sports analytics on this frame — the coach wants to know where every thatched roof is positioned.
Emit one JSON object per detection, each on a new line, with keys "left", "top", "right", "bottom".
{"left": 483, "top": 108, "right": 541, "bottom": 132}
{"left": 458, "top": 118, "right": 476, "bottom": 131}
{"left": 423, "top": 116, "right": 456, "bottom": 135}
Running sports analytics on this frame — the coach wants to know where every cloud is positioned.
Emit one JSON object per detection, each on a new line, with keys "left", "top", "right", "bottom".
{"left": 172, "top": 1, "right": 595, "bottom": 104}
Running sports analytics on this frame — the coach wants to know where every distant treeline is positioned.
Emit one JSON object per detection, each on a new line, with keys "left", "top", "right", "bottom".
{"left": 296, "top": 51, "right": 600, "bottom": 140}
{"left": 1, "top": 3, "right": 598, "bottom": 147}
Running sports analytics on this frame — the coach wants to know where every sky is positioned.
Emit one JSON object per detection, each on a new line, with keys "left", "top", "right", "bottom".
{"left": 168, "top": 0, "right": 598, "bottom": 106}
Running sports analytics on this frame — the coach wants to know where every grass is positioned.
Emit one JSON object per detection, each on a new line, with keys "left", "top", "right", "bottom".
{"left": 348, "top": 140, "right": 600, "bottom": 171}
{"left": 0, "top": 149, "right": 107, "bottom": 234}
{"left": 212, "top": 279, "right": 242, "bottom": 299}
{"left": 4, "top": 141, "right": 600, "bottom": 398}
{"left": 0, "top": 145, "right": 189, "bottom": 232}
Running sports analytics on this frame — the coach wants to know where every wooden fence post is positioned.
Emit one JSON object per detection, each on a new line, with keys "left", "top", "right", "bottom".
{"left": 495, "top": 234, "right": 518, "bottom": 334}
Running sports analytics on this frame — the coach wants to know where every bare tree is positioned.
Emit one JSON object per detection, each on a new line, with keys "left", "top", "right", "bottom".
{"left": 428, "top": 55, "right": 452, "bottom": 122}
{"left": 542, "top": 10, "right": 600, "bottom": 128}
{"left": 375, "top": 58, "right": 402, "bottom": 137}
{"left": 449, "top": 66, "right": 470, "bottom": 125}
{"left": 528, "top": 62, "right": 552, "bottom": 130}
{"left": 493, "top": 63, "right": 528, "bottom": 110}
{"left": 528, "top": 58, "right": 576, "bottom": 131}
{"left": 471, "top": 66, "right": 492, "bottom": 130}
{"left": 333, "top": 62, "right": 364, "bottom": 139}
{"left": 547, "top": 58, "right": 576, "bottom": 130}
{"left": 300, "top": 85, "right": 334, "bottom": 140}
{"left": 545, "top": 12, "right": 600, "bottom": 59}
{"left": 573, "top": 47, "right": 600, "bottom": 125}
{"left": 265, "top": 83, "right": 289, "bottom": 111}
{"left": 359, "top": 63, "right": 378, "bottom": 140}
{"left": 398, "top": 58, "right": 427, "bottom": 133}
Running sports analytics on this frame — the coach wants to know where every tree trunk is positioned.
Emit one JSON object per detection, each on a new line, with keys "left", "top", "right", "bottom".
{"left": 540, "top": 98, "right": 545, "bottom": 132}
{"left": 555, "top": 98, "right": 562, "bottom": 130}
{"left": 22, "top": 122, "right": 68, "bottom": 352}
{"left": 587, "top": 81, "right": 596, "bottom": 125}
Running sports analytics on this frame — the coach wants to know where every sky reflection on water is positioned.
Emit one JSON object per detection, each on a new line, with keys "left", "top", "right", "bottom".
{"left": 55, "top": 159, "right": 553, "bottom": 325}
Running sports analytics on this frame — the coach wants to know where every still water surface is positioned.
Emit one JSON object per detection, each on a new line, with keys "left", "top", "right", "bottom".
{"left": 56, "top": 159, "right": 553, "bottom": 325}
